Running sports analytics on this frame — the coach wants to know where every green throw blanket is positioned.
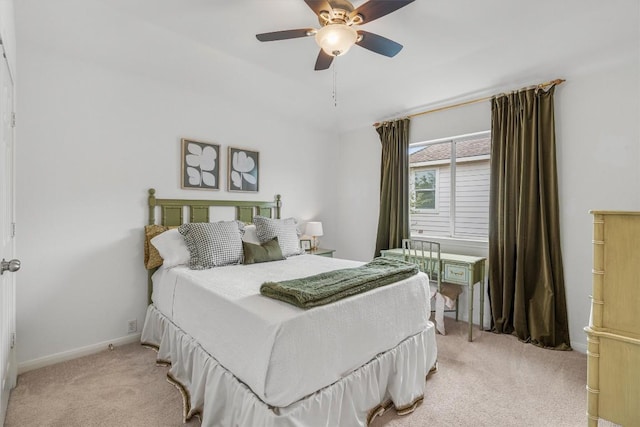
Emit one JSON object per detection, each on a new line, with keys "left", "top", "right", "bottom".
{"left": 260, "top": 257, "right": 419, "bottom": 309}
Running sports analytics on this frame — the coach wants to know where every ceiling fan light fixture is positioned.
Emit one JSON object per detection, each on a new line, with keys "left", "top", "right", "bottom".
{"left": 315, "top": 24, "right": 358, "bottom": 57}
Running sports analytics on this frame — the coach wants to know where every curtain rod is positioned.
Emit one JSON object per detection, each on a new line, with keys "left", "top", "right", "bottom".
{"left": 373, "top": 78, "right": 566, "bottom": 127}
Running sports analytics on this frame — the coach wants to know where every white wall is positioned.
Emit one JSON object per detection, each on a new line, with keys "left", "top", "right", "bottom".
{"left": 0, "top": 0, "right": 16, "bottom": 75}
{"left": 14, "top": 46, "right": 339, "bottom": 368}
{"left": 335, "top": 54, "right": 640, "bottom": 352}
{"left": 555, "top": 56, "right": 640, "bottom": 353}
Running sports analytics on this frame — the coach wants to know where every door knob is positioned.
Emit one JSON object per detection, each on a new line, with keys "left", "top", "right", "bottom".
{"left": 0, "top": 259, "right": 20, "bottom": 275}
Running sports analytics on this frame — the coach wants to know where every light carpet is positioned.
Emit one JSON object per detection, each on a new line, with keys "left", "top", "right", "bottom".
{"left": 5, "top": 319, "right": 588, "bottom": 426}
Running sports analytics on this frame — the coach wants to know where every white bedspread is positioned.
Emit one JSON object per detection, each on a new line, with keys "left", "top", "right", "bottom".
{"left": 152, "top": 255, "right": 431, "bottom": 408}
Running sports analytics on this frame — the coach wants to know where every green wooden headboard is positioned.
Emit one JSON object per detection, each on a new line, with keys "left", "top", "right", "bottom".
{"left": 148, "top": 188, "right": 281, "bottom": 226}
{"left": 146, "top": 188, "right": 282, "bottom": 303}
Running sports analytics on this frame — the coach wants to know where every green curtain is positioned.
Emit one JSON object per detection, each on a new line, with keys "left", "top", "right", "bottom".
{"left": 488, "top": 86, "right": 571, "bottom": 350}
{"left": 374, "top": 118, "right": 410, "bottom": 257}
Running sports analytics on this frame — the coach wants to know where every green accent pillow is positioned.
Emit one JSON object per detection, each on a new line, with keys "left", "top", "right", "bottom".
{"left": 243, "top": 237, "right": 285, "bottom": 265}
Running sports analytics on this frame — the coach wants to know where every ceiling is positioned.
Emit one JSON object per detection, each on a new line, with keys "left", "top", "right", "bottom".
{"left": 15, "top": 0, "right": 639, "bottom": 133}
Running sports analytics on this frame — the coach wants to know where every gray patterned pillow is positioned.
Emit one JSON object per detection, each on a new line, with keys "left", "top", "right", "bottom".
{"left": 178, "top": 221, "right": 244, "bottom": 269}
{"left": 253, "top": 216, "right": 304, "bottom": 258}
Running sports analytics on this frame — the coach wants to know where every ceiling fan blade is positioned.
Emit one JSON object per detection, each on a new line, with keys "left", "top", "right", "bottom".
{"left": 256, "top": 29, "right": 314, "bottom": 42}
{"left": 314, "top": 50, "right": 334, "bottom": 70}
{"left": 350, "top": 0, "right": 415, "bottom": 24}
{"left": 356, "top": 30, "right": 403, "bottom": 57}
{"left": 304, "top": 0, "right": 333, "bottom": 16}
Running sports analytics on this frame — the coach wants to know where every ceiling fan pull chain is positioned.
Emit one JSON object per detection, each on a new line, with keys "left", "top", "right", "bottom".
{"left": 333, "top": 59, "right": 338, "bottom": 107}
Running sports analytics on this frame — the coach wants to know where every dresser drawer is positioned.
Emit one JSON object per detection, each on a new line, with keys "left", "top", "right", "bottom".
{"left": 443, "top": 263, "right": 468, "bottom": 284}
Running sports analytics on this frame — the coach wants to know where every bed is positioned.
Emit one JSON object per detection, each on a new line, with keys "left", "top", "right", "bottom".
{"left": 140, "top": 189, "right": 437, "bottom": 426}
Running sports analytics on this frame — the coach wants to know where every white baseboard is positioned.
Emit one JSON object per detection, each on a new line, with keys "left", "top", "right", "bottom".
{"left": 571, "top": 340, "right": 587, "bottom": 354}
{"left": 18, "top": 333, "right": 142, "bottom": 374}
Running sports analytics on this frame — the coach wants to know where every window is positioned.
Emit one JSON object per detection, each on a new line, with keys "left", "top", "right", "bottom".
{"left": 412, "top": 169, "right": 437, "bottom": 210}
{"left": 409, "top": 131, "right": 491, "bottom": 240}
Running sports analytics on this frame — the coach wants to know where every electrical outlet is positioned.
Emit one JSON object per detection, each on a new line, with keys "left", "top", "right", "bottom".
{"left": 127, "top": 319, "right": 137, "bottom": 334}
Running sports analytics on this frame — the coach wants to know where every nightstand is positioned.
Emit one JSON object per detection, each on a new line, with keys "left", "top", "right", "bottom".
{"left": 307, "top": 248, "right": 335, "bottom": 258}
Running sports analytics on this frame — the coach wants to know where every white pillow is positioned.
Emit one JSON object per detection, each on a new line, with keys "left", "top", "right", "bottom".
{"left": 150, "top": 228, "right": 191, "bottom": 268}
{"left": 242, "top": 224, "right": 261, "bottom": 245}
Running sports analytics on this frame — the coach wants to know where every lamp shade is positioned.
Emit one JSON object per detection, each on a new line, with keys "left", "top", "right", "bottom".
{"left": 315, "top": 24, "right": 358, "bottom": 56}
{"left": 305, "top": 221, "right": 324, "bottom": 237}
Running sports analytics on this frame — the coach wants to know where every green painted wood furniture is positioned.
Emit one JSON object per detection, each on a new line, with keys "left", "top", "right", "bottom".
{"left": 380, "top": 247, "right": 486, "bottom": 342}
{"left": 146, "top": 188, "right": 282, "bottom": 304}
{"left": 148, "top": 188, "right": 281, "bottom": 226}
{"left": 307, "top": 248, "right": 335, "bottom": 258}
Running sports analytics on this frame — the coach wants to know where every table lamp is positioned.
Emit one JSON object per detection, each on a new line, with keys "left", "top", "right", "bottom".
{"left": 305, "top": 221, "right": 323, "bottom": 251}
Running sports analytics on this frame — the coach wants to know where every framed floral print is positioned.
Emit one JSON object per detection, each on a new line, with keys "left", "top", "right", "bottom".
{"left": 181, "top": 139, "right": 220, "bottom": 190}
{"left": 228, "top": 147, "right": 259, "bottom": 192}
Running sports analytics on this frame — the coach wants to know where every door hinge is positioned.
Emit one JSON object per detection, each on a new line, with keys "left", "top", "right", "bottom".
{"left": 10, "top": 332, "right": 15, "bottom": 349}
{"left": 11, "top": 112, "right": 15, "bottom": 128}
{"left": 11, "top": 222, "right": 15, "bottom": 237}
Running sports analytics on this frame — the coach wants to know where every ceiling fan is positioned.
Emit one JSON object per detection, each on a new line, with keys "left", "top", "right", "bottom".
{"left": 256, "top": 0, "right": 415, "bottom": 71}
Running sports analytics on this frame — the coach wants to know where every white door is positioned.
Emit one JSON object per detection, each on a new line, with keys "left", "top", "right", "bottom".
{"left": 0, "top": 43, "right": 18, "bottom": 423}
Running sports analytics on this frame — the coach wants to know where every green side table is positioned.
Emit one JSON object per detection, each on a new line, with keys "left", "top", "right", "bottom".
{"left": 307, "top": 248, "right": 335, "bottom": 258}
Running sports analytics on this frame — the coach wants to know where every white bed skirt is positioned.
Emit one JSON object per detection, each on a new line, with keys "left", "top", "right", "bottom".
{"left": 141, "top": 304, "right": 438, "bottom": 427}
